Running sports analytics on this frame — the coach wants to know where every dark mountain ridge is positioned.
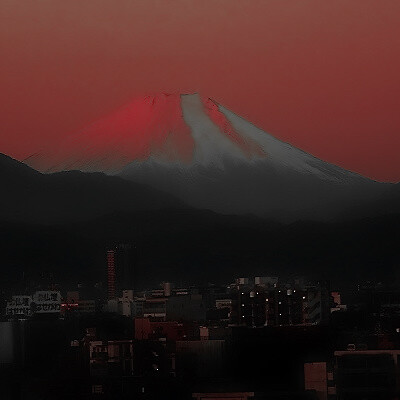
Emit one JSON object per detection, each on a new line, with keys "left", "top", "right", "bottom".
{"left": 0, "top": 152, "right": 399, "bottom": 291}
{"left": 0, "top": 153, "right": 185, "bottom": 224}
{"left": 0, "top": 210, "right": 398, "bottom": 292}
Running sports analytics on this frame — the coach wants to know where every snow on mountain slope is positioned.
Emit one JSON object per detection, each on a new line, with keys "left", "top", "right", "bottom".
{"left": 24, "top": 93, "right": 383, "bottom": 220}
{"left": 25, "top": 93, "right": 365, "bottom": 179}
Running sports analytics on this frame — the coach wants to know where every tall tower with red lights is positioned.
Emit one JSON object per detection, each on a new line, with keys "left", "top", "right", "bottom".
{"left": 106, "top": 244, "right": 136, "bottom": 299}
{"left": 107, "top": 250, "right": 116, "bottom": 300}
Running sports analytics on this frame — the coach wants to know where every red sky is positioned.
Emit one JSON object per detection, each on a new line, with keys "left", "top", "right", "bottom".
{"left": 1, "top": 0, "right": 399, "bottom": 182}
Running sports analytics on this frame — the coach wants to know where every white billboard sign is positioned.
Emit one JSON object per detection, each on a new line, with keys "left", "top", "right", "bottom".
{"left": 6, "top": 295, "right": 32, "bottom": 317}
{"left": 33, "top": 291, "right": 61, "bottom": 313}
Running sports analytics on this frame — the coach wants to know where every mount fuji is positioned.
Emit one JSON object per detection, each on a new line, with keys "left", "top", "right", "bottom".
{"left": 24, "top": 93, "right": 393, "bottom": 221}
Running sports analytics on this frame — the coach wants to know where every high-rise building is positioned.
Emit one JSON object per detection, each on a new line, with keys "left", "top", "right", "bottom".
{"left": 106, "top": 250, "right": 116, "bottom": 300}
{"left": 106, "top": 244, "right": 136, "bottom": 299}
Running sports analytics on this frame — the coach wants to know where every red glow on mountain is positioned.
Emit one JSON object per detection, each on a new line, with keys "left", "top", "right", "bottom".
{"left": 28, "top": 93, "right": 271, "bottom": 172}
{"left": 29, "top": 93, "right": 194, "bottom": 172}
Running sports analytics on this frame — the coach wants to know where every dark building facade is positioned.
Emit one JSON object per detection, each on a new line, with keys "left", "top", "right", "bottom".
{"left": 334, "top": 350, "right": 400, "bottom": 400}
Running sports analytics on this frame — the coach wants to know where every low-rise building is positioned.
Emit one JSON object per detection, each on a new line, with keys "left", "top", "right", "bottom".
{"left": 334, "top": 349, "right": 400, "bottom": 399}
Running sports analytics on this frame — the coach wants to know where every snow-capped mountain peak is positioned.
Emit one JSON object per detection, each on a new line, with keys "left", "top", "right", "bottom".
{"left": 24, "top": 92, "right": 380, "bottom": 220}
